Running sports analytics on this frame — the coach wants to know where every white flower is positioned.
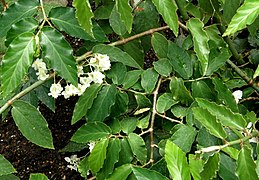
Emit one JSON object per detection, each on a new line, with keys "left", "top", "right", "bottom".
{"left": 88, "top": 141, "right": 96, "bottom": 152}
{"left": 89, "top": 54, "right": 111, "bottom": 72}
{"left": 232, "top": 90, "right": 242, "bottom": 103}
{"left": 36, "top": 68, "right": 49, "bottom": 81}
{"left": 77, "top": 83, "right": 90, "bottom": 96}
{"left": 77, "top": 65, "right": 84, "bottom": 77}
{"left": 48, "top": 83, "right": 63, "bottom": 99}
{"left": 62, "top": 84, "right": 79, "bottom": 99}
{"left": 32, "top": 58, "right": 47, "bottom": 71}
{"left": 88, "top": 71, "right": 105, "bottom": 84}
{"left": 64, "top": 155, "right": 80, "bottom": 171}
{"left": 80, "top": 76, "right": 92, "bottom": 86}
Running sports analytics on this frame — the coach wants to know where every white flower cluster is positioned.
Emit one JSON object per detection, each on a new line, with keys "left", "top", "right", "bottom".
{"left": 64, "top": 155, "right": 80, "bottom": 171}
{"left": 88, "top": 141, "right": 96, "bottom": 152}
{"left": 232, "top": 90, "right": 242, "bottom": 103}
{"left": 32, "top": 58, "right": 49, "bottom": 81}
{"left": 47, "top": 53, "right": 111, "bottom": 99}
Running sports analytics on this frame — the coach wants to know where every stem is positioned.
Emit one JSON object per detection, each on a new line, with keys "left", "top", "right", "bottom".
{"left": 195, "top": 131, "right": 259, "bottom": 154}
{"left": 1, "top": 0, "right": 7, "bottom": 10}
{"left": 39, "top": 0, "right": 53, "bottom": 27}
{"left": 156, "top": 113, "right": 183, "bottom": 124}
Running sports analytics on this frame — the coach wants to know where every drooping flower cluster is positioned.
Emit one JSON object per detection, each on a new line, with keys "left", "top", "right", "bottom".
{"left": 47, "top": 53, "right": 111, "bottom": 99}
{"left": 32, "top": 58, "right": 49, "bottom": 81}
{"left": 64, "top": 155, "right": 80, "bottom": 171}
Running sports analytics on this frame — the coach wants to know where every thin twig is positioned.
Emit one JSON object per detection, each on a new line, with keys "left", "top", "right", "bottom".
{"left": 39, "top": 0, "right": 53, "bottom": 27}
{"left": 156, "top": 113, "right": 183, "bottom": 124}
{"left": 1, "top": 0, "right": 8, "bottom": 10}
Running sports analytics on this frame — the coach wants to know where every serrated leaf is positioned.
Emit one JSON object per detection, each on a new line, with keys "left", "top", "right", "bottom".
{"left": 0, "top": 0, "right": 39, "bottom": 37}
{"left": 11, "top": 100, "right": 54, "bottom": 149}
{"left": 94, "top": 3, "right": 114, "bottom": 20}
{"left": 97, "top": 138, "right": 121, "bottom": 179}
{"left": 0, "top": 154, "right": 16, "bottom": 176}
{"left": 141, "top": 68, "right": 159, "bottom": 93}
{"left": 156, "top": 93, "right": 178, "bottom": 113}
{"left": 1, "top": 32, "right": 35, "bottom": 97}
{"left": 93, "top": 44, "right": 142, "bottom": 69}
{"left": 132, "top": 166, "right": 169, "bottom": 180}
{"left": 192, "top": 107, "right": 227, "bottom": 139}
{"left": 221, "top": 147, "right": 239, "bottom": 160}
{"left": 169, "top": 77, "right": 193, "bottom": 106}
{"left": 196, "top": 98, "right": 247, "bottom": 130}
{"left": 106, "top": 63, "right": 127, "bottom": 85}
{"left": 236, "top": 145, "right": 258, "bottom": 180}
{"left": 73, "top": 0, "right": 94, "bottom": 37}
{"left": 165, "top": 140, "right": 191, "bottom": 180}
{"left": 151, "top": 32, "right": 168, "bottom": 59}
{"left": 212, "top": 78, "right": 238, "bottom": 112}
{"left": 153, "top": 58, "right": 172, "bottom": 77}
{"left": 107, "top": 164, "right": 132, "bottom": 180}
{"left": 152, "top": 0, "right": 178, "bottom": 36}
{"left": 128, "top": 133, "right": 147, "bottom": 164}
{"left": 219, "top": 153, "right": 238, "bottom": 180}
{"left": 187, "top": 18, "right": 210, "bottom": 75}
{"left": 191, "top": 81, "right": 215, "bottom": 100}
{"left": 72, "top": 84, "right": 102, "bottom": 124}
{"left": 117, "top": 138, "right": 133, "bottom": 165}
{"left": 121, "top": 117, "right": 138, "bottom": 135}
{"left": 110, "top": 90, "right": 129, "bottom": 117}
{"left": 197, "top": 127, "right": 221, "bottom": 148}
{"left": 122, "top": 70, "right": 143, "bottom": 89}
{"left": 137, "top": 113, "right": 151, "bottom": 129}
{"left": 78, "top": 156, "right": 89, "bottom": 178}
{"left": 109, "top": 5, "right": 127, "bottom": 36}
{"left": 87, "top": 84, "right": 117, "bottom": 122}
{"left": 89, "top": 138, "right": 109, "bottom": 173}
{"left": 115, "top": 0, "right": 133, "bottom": 33}
{"left": 168, "top": 42, "right": 193, "bottom": 79}
{"left": 40, "top": 27, "right": 77, "bottom": 85}
{"left": 189, "top": 154, "right": 204, "bottom": 180}
{"left": 223, "top": 0, "right": 259, "bottom": 36}
{"left": 29, "top": 173, "right": 48, "bottom": 180}
{"left": 200, "top": 153, "right": 220, "bottom": 180}
{"left": 71, "top": 121, "right": 111, "bottom": 143}
{"left": 5, "top": 17, "right": 38, "bottom": 47}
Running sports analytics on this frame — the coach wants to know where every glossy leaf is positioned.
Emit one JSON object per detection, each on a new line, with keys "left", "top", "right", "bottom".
{"left": 187, "top": 18, "right": 210, "bottom": 75}
{"left": 128, "top": 133, "right": 147, "bottom": 164}
{"left": 213, "top": 78, "right": 238, "bottom": 112}
{"left": 110, "top": 90, "right": 129, "bottom": 117}
{"left": 89, "top": 138, "right": 109, "bottom": 173}
{"left": 156, "top": 93, "right": 178, "bottom": 113}
{"left": 5, "top": 17, "right": 38, "bottom": 46}
{"left": 11, "top": 100, "right": 54, "bottom": 149}
{"left": 196, "top": 98, "right": 247, "bottom": 130}
{"left": 78, "top": 157, "right": 90, "bottom": 178}
{"left": 109, "top": 6, "right": 127, "bottom": 36}
{"left": 189, "top": 154, "right": 204, "bottom": 180}
{"left": 97, "top": 138, "right": 121, "bottom": 179}
{"left": 0, "top": 0, "right": 39, "bottom": 37}
{"left": 192, "top": 107, "right": 227, "bottom": 139}
{"left": 223, "top": 0, "right": 241, "bottom": 24}
{"left": 29, "top": 173, "right": 48, "bottom": 180}
{"left": 107, "top": 164, "right": 132, "bottom": 180}
{"left": 219, "top": 153, "right": 238, "bottom": 180}
{"left": 0, "top": 155, "right": 16, "bottom": 176}
{"left": 223, "top": 0, "right": 259, "bottom": 36}
{"left": 141, "top": 68, "right": 159, "bottom": 93}
{"left": 40, "top": 27, "right": 77, "bottom": 85}
{"left": 137, "top": 113, "right": 151, "bottom": 129}
{"left": 87, "top": 84, "right": 117, "bottom": 122}
{"left": 106, "top": 63, "right": 127, "bottom": 85}
{"left": 117, "top": 138, "right": 133, "bottom": 165}
{"left": 122, "top": 70, "right": 143, "bottom": 89}
{"left": 132, "top": 166, "right": 169, "bottom": 180}
{"left": 168, "top": 42, "right": 193, "bottom": 79}
{"left": 152, "top": 0, "right": 178, "bottom": 36}
{"left": 72, "top": 84, "right": 102, "bottom": 124}
{"left": 93, "top": 44, "right": 142, "bottom": 69}
{"left": 115, "top": 0, "right": 133, "bottom": 33}
{"left": 236, "top": 145, "right": 258, "bottom": 180}
{"left": 151, "top": 32, "right": 168, "bottom": 59}
{"left": 153, "top": 58, "right": 172, "bottom": 77}
{"left": 121, "top": 117, "right": 138, "bottom": 135}
{"left": 71, "top": 122, "right": 111, "bottom": 143}
{"left": 165, "top": 140, "right": 191, "bottom": 180}
{"left": 200, "top": 153, "right": 220, "bottom": 179}
{"left": 73, "top": 0, "right": 94, "bottom": 37}
{"left": 191, "top": 81, "right": 214, "bottom": 100}
{"left": 1, "top": 32, "right": 35, "bottom": 97}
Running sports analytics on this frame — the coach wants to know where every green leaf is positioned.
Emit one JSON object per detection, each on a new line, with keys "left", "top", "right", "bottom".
{"left": 221, "top": 147, "right": 239, "bottom": 160}
{"left": 141, "top": 68, "right": 159, "bottom": 93}
{"left": 153, "top": 58, "right": 172, "bottom": 77}
{"left": 0, "top": 174, "right": 19, "bottom": 180}
{"left": 1, "top": 32, "right": 35, "bottom": 97}
{"left": 40, "top": 27, "right": 77, "bottom": 85}
{"left": 128, "top": 133, "right": 147, "bottom": 164}
{"left": 71, "top": 121, "right": 111, "bottom": 143}
{"left": 137, "top": 113, "right": 151, "bottom": 129}
{"left": 107, "top": 164, "right": 132, "bottom": 180}
{"left": 11, "top": 100, "right": 54, "bottom": 149}
{"left": 223, "top": 0, "right": 259, "bottom": 36}
{"left": 94, "top": 3, "right": 114, "bottom": 20}
{"left": 132, "top": 166, "right": 169, "bottom": 180}
{"left": 189, "top": 154, "right": 204, "bottom": 180}
{"left": 191, "top": 81, "right": 215, "bottom": 100}
{"left": 29, "top": 173, "right": 48, "bottom": 180}
{"left": 121, "top": 117, "right": 138, "bottom": 135}
{"left": 168, "top": 42, "right": 193, "bottom": 79}
{"left": 0, "top": 0, "right": 39, "bottom": 37}
{"left": 72, "top": 84, "right": 102, "bottom": 124}
{"left": 89, "top": 138, "right": 109, "bottom": 173}
{"left": 187, "top": 18, "right": 210, "bottom": 75}
{"left": 165, "top": 140, "right": 191, "bottom": 180}
{"left": 169, "top": 77, "right": 193, "bottom": 106}
{"left": 196, "top": 98, "right": 247, "bottom": 130}
{"left": 254, "top": 65, "right": 259, "bottom": 79}
{"left": 73, "top": 0, "right": 94, "bottom": 37}
{"left": 117, "top": 138, "right": 133, "bottom": 165}
{"left": 152, "top": 0, "right": 178, "bottom": 36}
{"left": 213, "top": 78, "right": 238, "bottom": 112}
{"left": 97, "top": 138, "right": 121, "bottom": 179}
{"left": 115, "top": 0, "right": 133, "bottom": 33}
{"left": 110, "top": 90, "right": 129, "bottom": 117}
{"left": 106, "top": 63, "right": 127, "bottom": 85}
{"left": 5, "top": 17, "right": 38, "bottom": 47}
{"left": 0, "top": 155, "right": 16, "bottom": 176}
{"left": 151, "top": 32, "right": 168, "bottom": 59}
{"left": 171, "top": 125, "right": 197, "bottom": 153}
{"left": 122, "top": 70, "right": 143, "bottom": 89}
{"left": 93, "top": 44, "right": 142, "bottom": 69}
{"left": 135, "top": 94, "right": 152, "bottom": 108}
{"left": 223, "top": 0, "right": 241, "bottom": 24}
{"left": 236, "top": 145, "right": 258, "bottom": 180}
{"left": 109, "top": 5, "right": 127, "bottom": 36}
{"left": 87, "top": 84, "right": 117, "bottom": 122}
{"left": 219, "top": 153, "right": 238, "bottom": 180}
{"left": 200, "top": 153, "right": 220, "bottom": 180}
{"left": 78, "top": 157, "right": 90, "bottom": 178}
{"left": 156, "top": 93, "right": 178, "bottom": 113}
{"left": 192, "top": 107, "right": 227, "bottom": 139}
